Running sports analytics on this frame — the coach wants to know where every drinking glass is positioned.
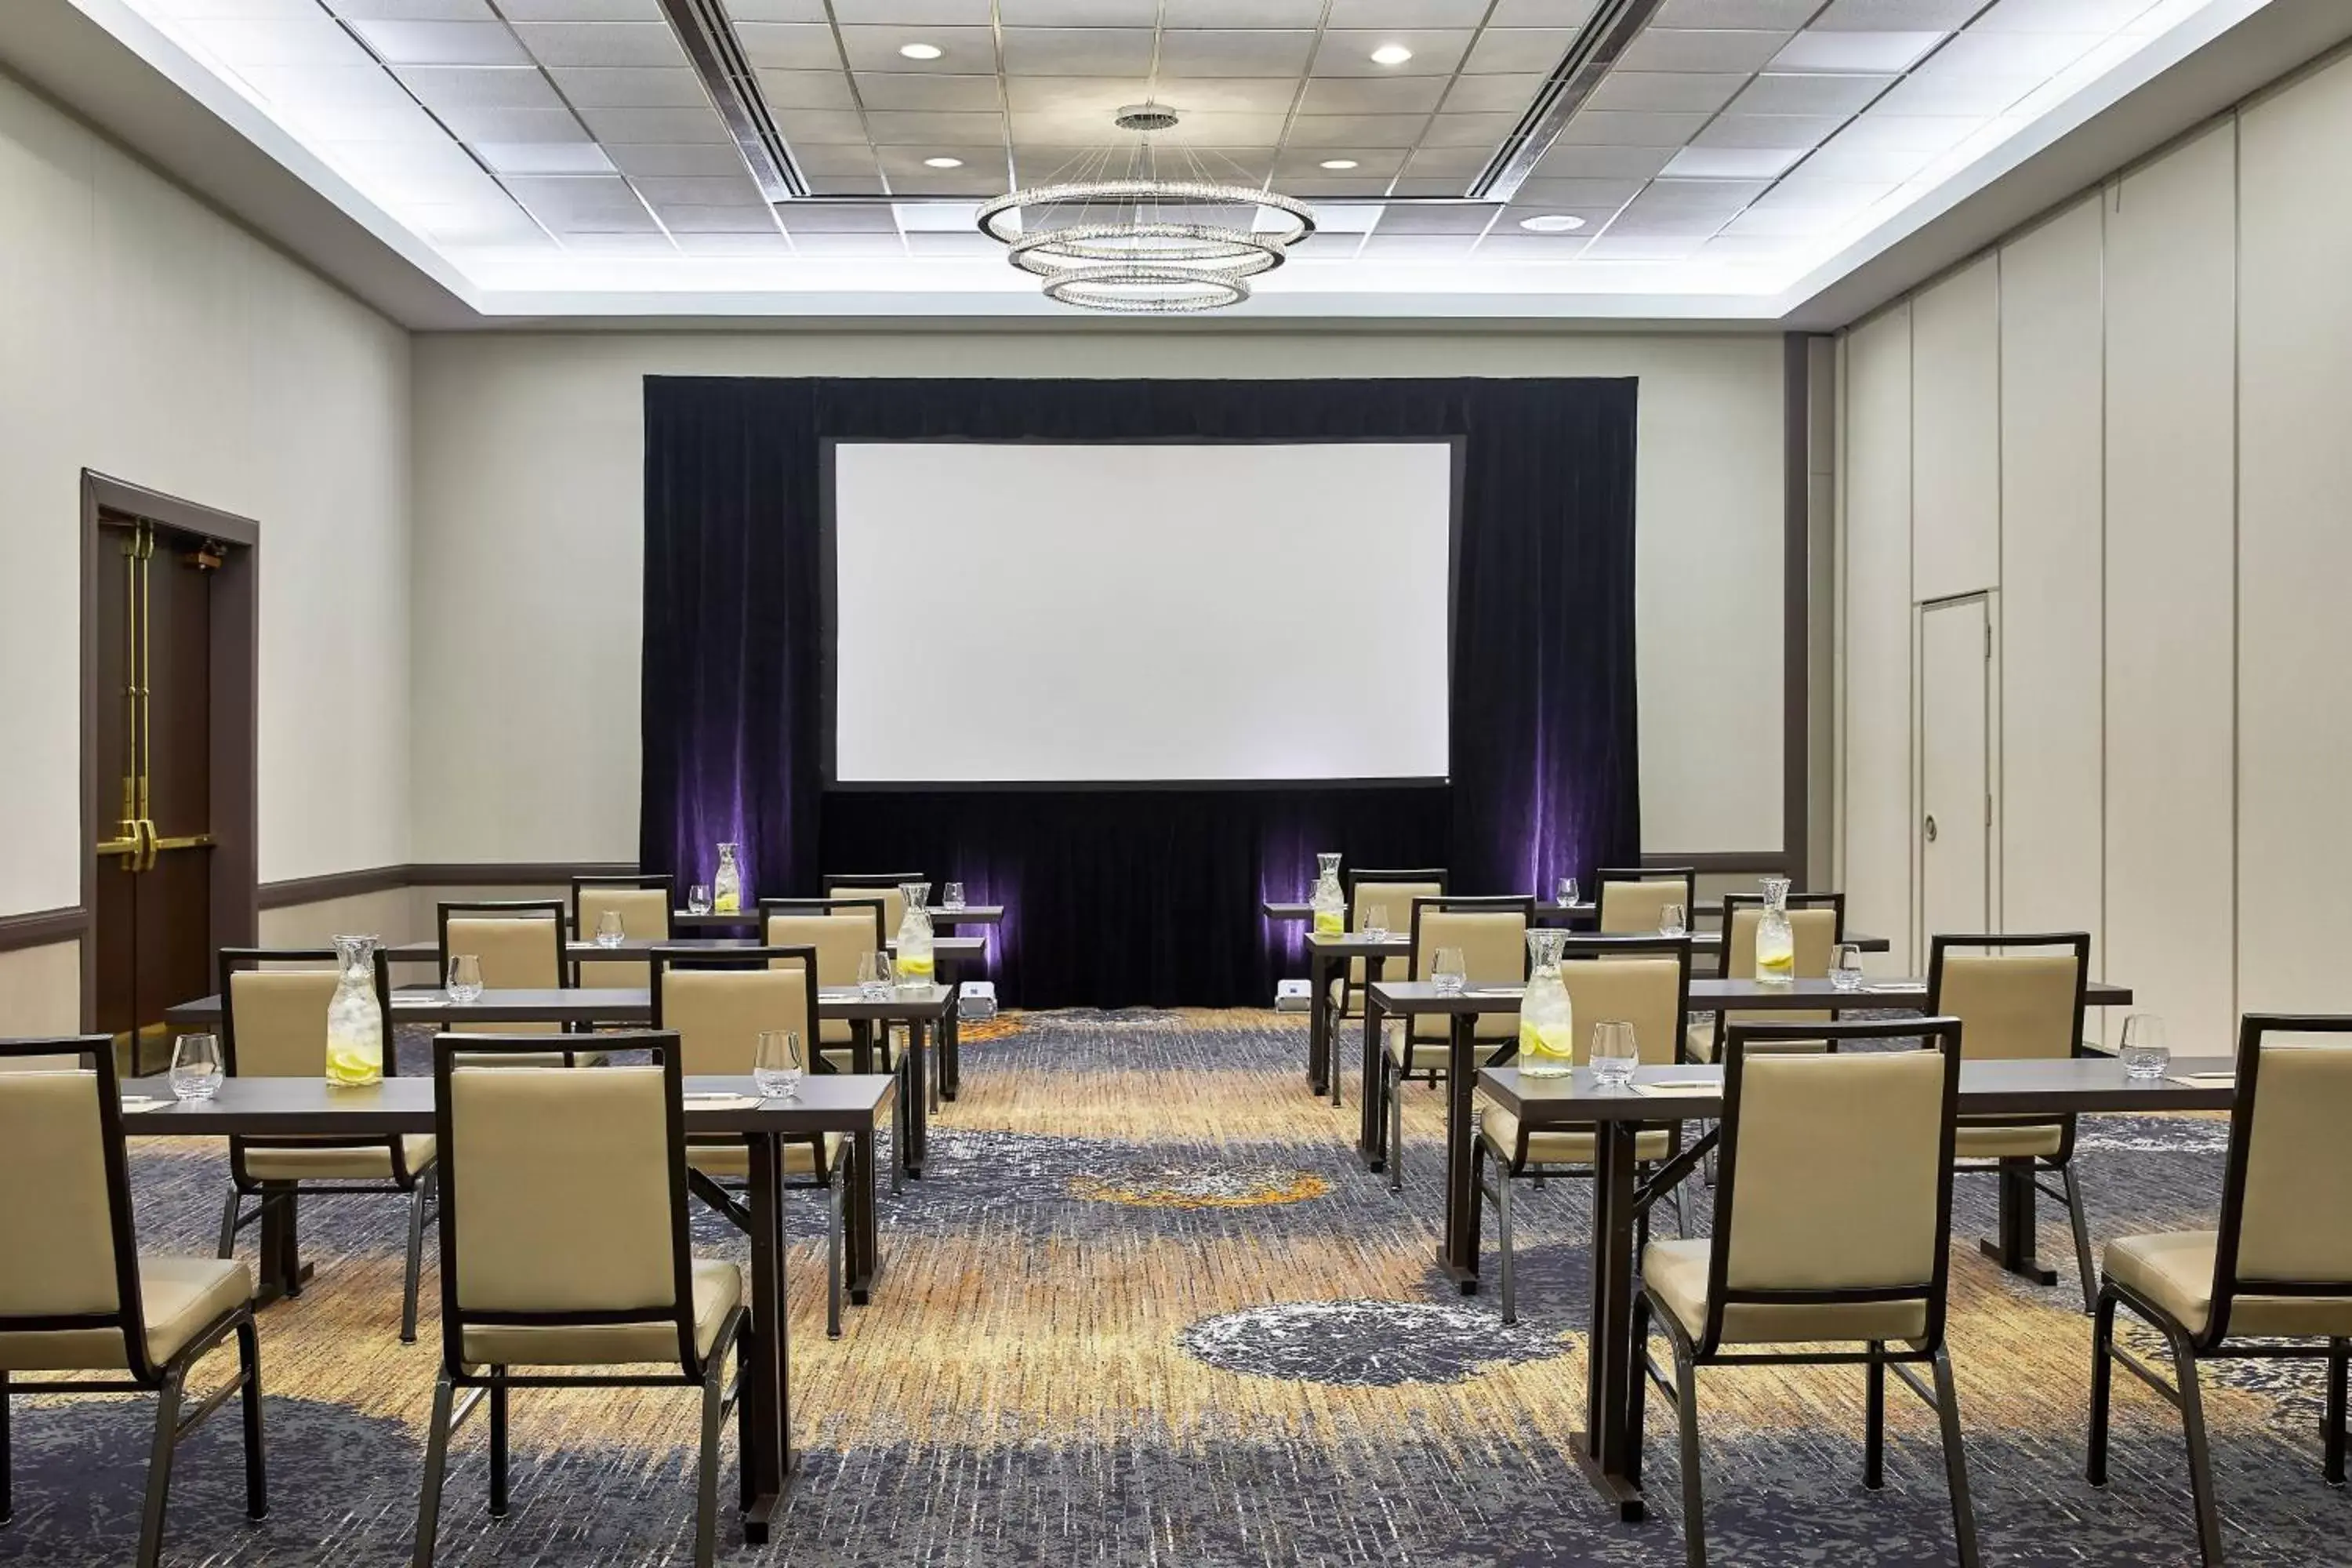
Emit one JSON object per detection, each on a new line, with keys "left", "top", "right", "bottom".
{"left": 687, "top": 884, "right": 713, "bottom": 916}
{"left": 447, "top": 954, "right": 484, "bottom": 1004}
{"left": 594, "top": 909, "right": 626, "bottom": 948}
{"left": 2121, "top": 1014, "right": 2170, "bottom": 1081}
{"left": 858, "top": 951, "right": 894, "bottom": 1001}
{"left": 1831, "top": 943, "right": 1865, "bottom": 992}
{"left": 1590, "top": 1020, "right": 1639, "bottom": 1090}
{"left": 754, "top": 1029, "right": 803, "bottom": 1100}
{"left": 1556, "top": 877, "right": 1580, "bottom": 909}
{"left": 942, "top": 881, "right": 966, "bottom": 911}
{"left": 1657, "top": 902, "right": 1688, "bottom": 938}
{"left": 1361, "top": 903, "right": 1391, "bottom": 941}
{"left": 1431, "top": 947, "right": 1468, "bottom": 995}
{"left": 169, "top": 1033, "right": 223, "bottom": 1102}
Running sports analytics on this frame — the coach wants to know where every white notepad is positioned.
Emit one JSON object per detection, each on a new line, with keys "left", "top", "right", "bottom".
{"left": 1634, "top": 1080, "right": 1719, "bottom": 1098}
{"left": 682, "top": 1092, "right": 760, "bottom": 1111}
{"left": 119, "top": 1095, "right": 170, "bottom": 1112}
{"left": 2166, "top": 1073, "right": 2236, "bottom": 1088}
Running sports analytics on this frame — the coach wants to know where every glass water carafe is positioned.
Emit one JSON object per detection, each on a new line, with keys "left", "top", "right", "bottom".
{"left": 894, "top": 880, "right": 935, "bottom": 989}
{"left": 1518, "top": 928, "right": 1576, "bottom": 1077}
{"left": 1309, "top": 851, "right": 1345, "bottom": 936}
{"left": 325, "top": 934, "right": 384, "bottom": 1087}
{"left": 1755, "top": 874, "right": 1795, "bottom": 987}
{"left": 712, "top": 842, "right": 744, "bottom": 914}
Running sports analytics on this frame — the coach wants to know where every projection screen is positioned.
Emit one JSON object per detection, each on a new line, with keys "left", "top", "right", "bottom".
{"left": 827, "top": 441, "right": 1456, "bottom": 786}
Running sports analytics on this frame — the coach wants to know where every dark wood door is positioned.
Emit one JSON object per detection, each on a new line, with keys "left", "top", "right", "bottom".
{"left": 92, "top": 517, "right": 219, "bottom": 1074}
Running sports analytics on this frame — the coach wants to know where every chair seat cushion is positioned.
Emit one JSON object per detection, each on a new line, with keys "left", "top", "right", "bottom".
{"left": 1386, "top": 1033, "right": 1510, "bottom": 1074}
{"left": 241, "top": 1134, "right": 437, "bottom": 1182}
{"left": 686, "top": 1133, "right": 844, "bottom": 1181}
{"left": 2104, "top": 1230, "right": 2352, "bottom": 1338}
{"left": 0, "top": 1256, "right": 253, "bottom": 1373}
{"left": 1480, "top": 1102, "right": 1671, "bottom": 1167}
{"left": 460, "top": 1259, "right": 742, "bottom": 1367}
{"left": 1954, "top": 1122, "right": 2064, "bottom": 1160}
{"left": 1643, "top": 1237, "right": 1929, "bottom": 1346}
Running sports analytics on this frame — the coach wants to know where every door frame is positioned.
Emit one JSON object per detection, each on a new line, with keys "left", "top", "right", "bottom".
{"left": 78, "top": 470, "right": 260, "bottom": 1033}
{"left": 1911, "top": 589, "right": 2002, "bottom": 971}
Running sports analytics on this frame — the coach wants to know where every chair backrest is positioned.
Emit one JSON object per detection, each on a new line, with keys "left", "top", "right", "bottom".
{"left": 1409, "top": 895, "right": 1531, "bottom": 1042}
{"left": 1345, "top": 868, "right": 1447, "bottom": 927}
{"left": 1926, "top": 932, "right": 2089, "bottom": 1062}
{"left": 0, "top": 1037, "right": 152, "bottom": 1378}
{"left": 650, "top": 947, "right": 819, "bottom": 1076}
{"left": 1704, "top": 1016, "right": 1965, "bottom": 1355}
{"left": 1595, "top": 866, "right": 1696, "bottom": 935}
{"left": 824, "top": 873, "right": 924, "bottom": 936}
{"left": 1557, "top": 934, "right": 1693, "bottom": 1066}
{"left": 572, "top": 876, "right": 673, "bottom": 989}
{"left": 2209, "top": 1014, "right": 2352, "bottom": 1343}
{"left": 439, "top": 900, "right": 567, "bottom": 990}
{"left": 220, "top": 947, "right": 395, "bottom": 1079}
{"left": 432, "top": 1031, "right": 700, "bottom": 1377}
{"left": 762, "top": 898, "right": 883, "bottom": 987}
{"left": 1719, "top": 895, "right": 1846, "bottom": 1032}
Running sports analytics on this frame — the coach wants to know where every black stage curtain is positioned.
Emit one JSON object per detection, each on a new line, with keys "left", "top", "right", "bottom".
{"left": 643, "top": 376, "right": 1640, "bottom": 1008}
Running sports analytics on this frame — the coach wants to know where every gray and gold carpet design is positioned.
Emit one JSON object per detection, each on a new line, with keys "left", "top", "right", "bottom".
{"left": 5, "top": 1011, "right": 2343, "bottom": 1564}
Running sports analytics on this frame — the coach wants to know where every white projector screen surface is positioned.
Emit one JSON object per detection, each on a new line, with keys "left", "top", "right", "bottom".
{"left": 830, "top": 441, "right": 1454, "bottom": 784}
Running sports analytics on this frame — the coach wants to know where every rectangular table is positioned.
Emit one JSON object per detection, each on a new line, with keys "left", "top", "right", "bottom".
{"left": 1475, "top": 1056, "right": 2232, "bottom": 1522}
{"left": 673, "top": 904, "right": 1002, "bottom": 931}
{"left": 379, "top": 937, "right": 988, "bottom": 1103}
{"left": 119, "top": 1072, "right": 893, "bottom": 1544}
{"left": 165, "top": 985, "right": 955, "bottom": 1179}
{"left": 1362, "top": 976, "right": 2140, "bottom": 1293}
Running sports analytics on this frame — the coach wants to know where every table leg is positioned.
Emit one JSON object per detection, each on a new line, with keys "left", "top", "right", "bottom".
{"left": 1439, "top": 1014, "right": 1480, "bottom": 1292}
{"left": 740, "top": 1133, "right": 791, "bottom": 1542}
{"left": 1307, "top": 949, "right": 1333, "bottom": 1096}
{"left": 1334, "top": 956, "right": 1384, "bottom": 1111}
{"left": 1357, "top": 989, "right": 1388, "bottom": 1171}
{"left": 1980, "top": 1156, "right": 2060, "bottom": 1284}
{"left": 848, "top": 1117, "right": 880, "bottom": 1305}
{"left": 252, "top": 1189, "right": 315, "bottom": 1308}
{"left": 937, "top": 956, "right": 961, "bottom": 1102}
{"left": 1573, "top": 1121, "right": 1648, "bottom": 1521}
{"left": 904, "top": 1020, "right": 930, "bottom": 1178}
{"left": 851, "top": 1019, "right": 873, "bottom": 1076}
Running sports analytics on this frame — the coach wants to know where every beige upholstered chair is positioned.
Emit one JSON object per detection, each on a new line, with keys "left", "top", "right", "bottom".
{"left": 1475, "top": 934, "right": 1694, "bottom": 1323}
{"left": 823, "top": 872, "right": 927, "bottom": 938}
{"left": 571, "top": 873, "right": 673, "bottom": 989}
{"left": 0, "top": 1036, "right": 265, "bottom": 1567}
{"left": 1595, "top": 866, "right": 1696, "bottom": 935}
{"left": 1325, "top": 867, "right": 1446, "bottom": 1029}
{"left": 762, "top": 896, "right": 891, "bottom": 1072}
{"left": 2089, "top": 1014, "right": 2352, "bottom": 1566}
{"left": 1685, "top": 892, "right": 1847, "bottom": 1062}
{"left": 651, "top": 947, "right": 852, "bottom": 1337}
{"left": 217, "top": 946, "right": 437, "bottom": 1342}
{"left": 1380, "top": 895, "right": 1532, "bottom": 1191}
{"left": 1927, "top": 931, "right": 2098, "bottom": 1309}
{"left": 436, "top": 900, "right": 597, "bottom": 1062}
{"left": 413, "top": 1033, "right": 742, "bottom": 1568}
{"left": 1634, "top": 1018, "right": 1976, "bottom": 1568}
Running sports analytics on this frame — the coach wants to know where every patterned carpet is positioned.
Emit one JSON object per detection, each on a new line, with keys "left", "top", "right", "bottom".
{"left": 5, "top": 1010, "right": 2344, "bottom": 1565}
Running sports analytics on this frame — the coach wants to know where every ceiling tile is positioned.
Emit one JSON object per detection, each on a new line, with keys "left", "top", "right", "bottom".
{"left": 550, "top": 230, "right": 672, "bottom": 254}
{"left": 1617, "top": 28, "right": 1792, "bottom": 73}
{"left": 1869, "top": 67, "right": 2036, "bottom": 114}
{"left": 891, "top": 198, "right": 980, "bottom": 231}
{"left": 1810, "top": 0, "right": 1982, "bottom": 27}
{"left": 995, "top": 0, "right": 1157, "bottom": 20}
{"left": 1770, "top": 29, "right": 1946, "bottom": 72}
{"left": 854, "top": 72, "right": 1002, "bottom": 112}
{"left": 1145, "top": 78, "right": 1301, "bottom": 114}
{"left": 1525, "top": 144, "right": 1678, "bottom": 179}
{"left": 903, "top": 230, "right": 1000, "bottom": 256}
{"left": 184, "top": 16, "right": 371, "bottom": 66}
{"left": 654, "top": 204, "right": 780, "bottom": 232}
{"left": 756, "top": 69, "right": 858, "bottom": 110}
{"left": 1551, "top": 110, "right": 1713, "bottom": 146}
{"left": 1358, "top": 234, "right": 1479, "bottom": 258}
{"left": 999, "top": 28, "right": 1156, "bottom": 76}
{"left": 1158, "top": 30, "right": 1316, "bottom": 77}
{"left": 1273, "top": 146, "right": 1410, "bottom": 177}
{"left": 435, "top": 103, "right": 589, "bottom": 141}
{"left": 1464, "top": 28, "right": 1578, "bottom": 74}
{"left": 827, "top": 0, "right": 993, "bottom": 20}
{"left": 328, "top": 0, "right": 497, "bottom": 18}
{"left": 1476, "top": 233, "right": 1594, "bottom": 259}
{"left": 1925, "top": 30, "right": 2105, "bottom": 77}
{"left": 1283, "top": 114, "right": 1432, "bottom": 148}
{"left": 1311, "top": 31, "right": 1475, "bottom": 77}
{"left": 1973, "top": 0, "right": 2162, "bottom": 31}
{"left": 507, "top": 173, "right": 655, "bottom": 227}
{"left": 1160, "top": 0, "right": 1325, "bottom": 23}
{"left": 775, "top": 200, "right": 899, "bottom": 232}
{"left": 1296, "top": 74, "right": 1450, "bottom": 114}
{"left": 1327, "top": 0, "right": 1492, "bottom": 23}
{"left": 605, "top": 143, "right": 745, "bottom": 176}
{"left": 1624, "top": 175, "right": 1769, "bottom": 209}
{"left": 1418, "top": 112, "right": 1522, "bottom": 148}
{"left": 575, "top": 104, "right": 731, "bottom": 143}
{"left": 803, "top": 172, "right": 887, "bottom": 194}
{"left": 1584, "top": 71, "right": 1751, "bottom": 114}
{"left": 670, "top": 231, "right": 790, "bottom": 254}
{"left": 1512, "top": 176, "right": 1646, "bottom": 205}
{"left": 1436, "top": 73, "right": 1548, "bottom": 114}
{"left": 474, "top": 140, "right": 613, "bottom": 173}
{"left": 1485, "top": 0, "right": 1602, "bottom": 23}
{"left": 1385, "top": 176, "right": 1471, "bottom": 197}
{"left": 1581, "top": 234, "right": 1705, "bottom": 259}
{"left": 716, "top": 0, "right": 829, "bottom": 17}
{"left": 511, "top": 23, "right": 687, "bottom": 68}
{"left": 632, "top": 173, "right": 764, "bottom": 205}
{"left": 1374, "top": 202, "right": 1499, "bottom": 234}
{"left": 549, "top": 67, "right": 710, "bottom": 107}
{"left": 1402, "top": 147, "right": 1488, "bottom": 177}
{"left": 1500, "top": 200, "right": 1622, "bottom": 227}
{"left": 394, "top": 65, "right": 559, "bottom": 111}
{"left": 1283, "top": 174, "right": 1402, "bottom": 199}
{"left": 788, "top": 233, "right": 909, "bottom": 256}
{"left": 735, "top": 24, "right": 844, "bottom": 71}
{"left": 1690, "top": 111, "right": 1847, "bottom": 147}
{"left": 792, "top": 143, "right": 882, "bottom": 176}
{"left": 775, "top": 108, "right": 868, "bottom": 142}
{"left": 347, "top": 19, "right": 528, "bottom": 65}
{"left": 1653, "top": 0, "right": 1817, "bottom": 24}
{"left": 499, "top": 0, "right": 663, "bottom": 16}
{"left": 881, "top": 169, "right": 999, "bottom": 197}
{"left": 863, "top": 110, "right": 1004, "bottom": 144}
{"left": 1661, "top": 144, "right": 1806, "bottom": 177}
{"left": 1726, "top": 72, "right": 1896, "bottom": 115}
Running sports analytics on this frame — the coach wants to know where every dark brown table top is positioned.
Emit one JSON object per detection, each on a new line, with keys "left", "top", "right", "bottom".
{"left": 1290, "top": 924, "right": 1894, "bottom": 956}
{"left": 118, "top": 1073, "right": 894, "bottom": 1136}
{"left": 1370, "top": 977, "right": 2136, "bottom": 1011}
{"left": 383, "top": 936, "right": 986, "bottom": 964}
{"left": 672, "top": 906, "right": 1003, "bottom": 930}
{"left": 1479, "top": 1056, "right": 2237, "bottom": 1123}
{"left": 164, "top": 984, "right": 956, "bottom": 1029}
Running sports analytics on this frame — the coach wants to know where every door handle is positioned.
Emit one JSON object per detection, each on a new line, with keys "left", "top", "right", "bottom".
{"left": 1923, "top": 815, "right": 1939, "bottom": 844}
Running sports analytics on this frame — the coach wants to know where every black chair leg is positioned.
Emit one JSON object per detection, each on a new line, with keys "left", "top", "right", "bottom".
{"left": 2087, "top": 1285, "right": 2118, "bottom": 1486}
{"left": 1626, "top": 1294, "right": 1652, "bottom": 1494}
{"left": 217, "top": 1187, "right": 242, "bottom": 1259}
{"left": 237, "top": 1316, "right": 267, "bottom": 1521}
{"left": 735, "top": 1331, "right": 754, "bottom": 1515}
{"left": 694, "top": 1346, "right": 726, "bottom": 1568}
{"left": 2059, "top": 1161, "right": 2098, "bottom": 1316}
{"left": 1, "top": 1368, "right": 12, "bottom": 1524}
{"left": 487, "top": 1377, "right": 510, "bottom": 1519}
{"left": 134, "top": 1368, "right": 186, "bottom": 1568}
{"left": 1931, "top": 1345, "right": 1981, "bottom": 1568}
{"left": 2171, "top": 1327, "right": 2225, "bottom": 1566}
{"left": 1673, "top": 1345, "right": 1706, "bottom": 1568}
{"left": 412, "top": 1373, "right": 455, "bottom": 1568}
{"left": 1864, "top": 1341, "right": 1886, "bottom": 1490}
{"left": 2327, "top": 1338, "right": 2347, "bottom": 1487}
{"left": 401, "top": 1172, "right": 434, "bottom": 1345}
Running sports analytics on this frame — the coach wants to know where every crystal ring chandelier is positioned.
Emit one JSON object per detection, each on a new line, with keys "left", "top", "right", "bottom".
{"left": 978, "top": 106, "right": 1316, "bottom": 314}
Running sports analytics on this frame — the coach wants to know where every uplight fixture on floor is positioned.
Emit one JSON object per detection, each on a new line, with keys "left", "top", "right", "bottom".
{"left": 977, "top": 103, "right": 1316, "bottom": 314}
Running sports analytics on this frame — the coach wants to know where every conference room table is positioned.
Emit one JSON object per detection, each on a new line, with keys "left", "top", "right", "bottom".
{"left": 1289, "top": 924, "right": 1896, "bottom": 1105}
{"left": 1363, "top": 975, "right": 2140, "bottom": 1296}
{"left": 377, "top": 935, "right": 989, "bottom": 1102}
{"left": 1468, "top": 1054, "right": 2228, "bottom": 1524}
{"left": 162, "top": 983, "right": 955, "bottom": 1179}
{"left": 117, "top": 1072, "right": 891, "bottom": 1544}
{"left": 672, "top": 903, "right": 1004, "bottom": 931}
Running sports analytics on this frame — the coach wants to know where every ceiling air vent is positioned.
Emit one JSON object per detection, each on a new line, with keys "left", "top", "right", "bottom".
{"left": 658, "top": 0, "right": 807, "bottom": 202}
{"left": 1471, "top": 0, "right": 1673, "bottom": 204}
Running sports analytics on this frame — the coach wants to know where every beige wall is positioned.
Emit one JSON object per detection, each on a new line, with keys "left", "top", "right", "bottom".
{"left": 0, "top": 67, "right": 413, "bottom": 927}
{"left": 1838, "top": 47, "right": 2352, "bottom": 1037}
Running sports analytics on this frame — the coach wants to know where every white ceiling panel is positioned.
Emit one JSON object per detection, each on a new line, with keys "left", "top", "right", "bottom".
{"left": 434, "top": 103, "right": 588, "bottom": 140}
{"left": 502, "top": 0, "right": 668, "bottom": 20}
{"left": 1295, "top": 74, "right": 1451, "bottom": 114}
{"left": 656, "top": 204, "right": 782, "bottom": 232}
{"left": 1526, "top": 143, "right": 1681, "bottom": 178}
{"left": 732, "top": 23, "right": 845, "bottom": 71}
{"left": 998, "top": 28, "right": 1157, "bottom": 76}
{"left": 1436, "top": 73, "right": 1550, "bottom": 113}
{"left": 1374, "top": 201, "right": 1500, "bottom": 234}
{"left": 1653, "top": 0, "right": 1817, "bottom": 24}
{"left": 862, "top": 109, "right": 1004, "bottom": 143}
{"left": 1584, "top": 70, "right": 1751, "bottom": 112}
{"left": 757, "top": 68, "right": 858, "bottom": 108}
{"left": 997, "top": 0, "right": 1158, "bottom": 20}
{"left": 394, "top": 64, "right": 561, "bottom": 110}
{"left": 1661, "top": 143, "right": 1809, "bottom": 176}
{"left": 575, "top": 104, "right": 731, "bottom": 143}
{"left": 854, "top": 71, "right": 1003, "bottom": 111}
{"left": 1476, "top": 233, "right": 1594, "bottom": 259}
{"left": 347, "top": 18, "right": 528, "bottom": 66}
{"left": 1552, "top": 109, "right": 1716, "bottom": 145}
{"left": 1310, "top": 31, "right": 1477, "bottom": 77}
{"left": 604, "top": 142, "right": 743, "bottom": 176}
{"left": 1726, "top": 71, "right": 1897, "bottom": 114}
{"left": 1771, "top": 29, "right": 1947, "bottom": 72}
{"left": 474, "top": 140, "right": 613, "bottom": 173}
{"left": 1810, "top": 0, "right": 1984, "bottom": 27}
{"left": 1156, "top": 30, "right": 1318, "bottom": 77}
{"left": 1464, "top": 28, "right": 1580, "bottom": 74}
{"left": 1617, "top": 28, "right": 1793, "bottom": 73}
{"left": 323, "top": 0, "right": 495, "bottom": 19}
{"left": 1691, "top": 110, "right": 1849, "bottom": 147}
{"left": 829, "top": 0, "right": 993, "bottom": 20}
{"left": 550, "top": 67, "right": 712, "bottom": 107}
{"left": 513, "top": 22, "right": 688, "bottom": 68}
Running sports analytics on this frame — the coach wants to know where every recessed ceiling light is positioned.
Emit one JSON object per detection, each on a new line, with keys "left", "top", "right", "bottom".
{"left": 1370, "top": 42, "right": 1413, "bottom": 66}
{"left": 1519, "top": 213, "right": 1586, "bottom": 233}
{"left": 924, "top": 155, "right": 964, "bottom": 169}
{"left": 1319, "top": 158, "right": 1359, "bottom": 170}
{"left": 898, "top": 42, "right": 942, "bottom": 60}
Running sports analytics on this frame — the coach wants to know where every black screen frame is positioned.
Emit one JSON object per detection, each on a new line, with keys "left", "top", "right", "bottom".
{"left": 816, "top": 433, "right": 1466, "bottom": 793}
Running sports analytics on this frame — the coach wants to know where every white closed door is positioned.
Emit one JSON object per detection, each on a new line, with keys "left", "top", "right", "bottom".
{"left": 1920, "top": 595, "right": 1991, "bottom": 955}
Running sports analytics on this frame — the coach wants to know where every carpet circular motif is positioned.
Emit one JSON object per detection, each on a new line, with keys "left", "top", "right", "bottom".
{"left": 1065, "top": 1163, "right": 1331, "bottom": 1209}
{"left": 1178, "top": 1298, "right": 1573, "bottom": 1387}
